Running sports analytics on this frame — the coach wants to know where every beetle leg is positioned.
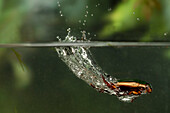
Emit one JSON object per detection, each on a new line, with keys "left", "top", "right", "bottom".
{"left": 90, "top": 83, "right": 96, "bottom": 88}
{"left": 128, "top": 91, "right": 139, "bottom": 95}
{"left": 101, "top": 75, "right": 112, "bottom": 88}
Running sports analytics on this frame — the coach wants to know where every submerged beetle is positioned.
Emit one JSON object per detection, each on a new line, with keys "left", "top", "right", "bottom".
{"left": 116, "top": 79, "right": 152, "bottom": 95}
{"left": 101, "top": 75, "right": 152, "bottom": 102}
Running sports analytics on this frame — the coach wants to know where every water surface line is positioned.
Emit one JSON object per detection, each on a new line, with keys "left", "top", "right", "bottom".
{"left": 0, "top": 42, "right": 170, "bottom": 48}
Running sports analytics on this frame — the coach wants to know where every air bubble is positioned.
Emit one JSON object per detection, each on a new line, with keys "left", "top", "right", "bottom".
{"left": 91, "top": 14, "right": 94, "bottom": 16}
{"left": 81, "top": 31, "right": 87, "bottom": 40}
{"left": 137, "top": 18, "right": 140, "bottom": 21}
{"left": 86, "top": 5, "right": 88, "bottom": 8}
{"left": 109, "top": 77, "right": 113, "bottom": 81}
{"left": 55, "top": 29, "right": 149, "bottom": 103}
{"left": 96, "top": 82, "right": 101, "bottom": 86}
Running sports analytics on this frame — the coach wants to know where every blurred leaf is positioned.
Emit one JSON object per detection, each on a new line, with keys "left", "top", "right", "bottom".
{"left": 14, "top": 107, "right": 18, "bottom": 113}
{"left": 10, "top": 50, "right": 32, "bottom": 89}
{"left": 0, "top": 0, "right": 28, "bottom": 59}
{"left": 0, "top": 0, "right": 3, "bottom": 15}
{"left": 0, "top": 0, "right": 29, "bottom": 43}
{"left": 163, "top": 0, "right": 170, "bottom": 30}
{"left": 11, "top": 48, "right": 25, "bottom": 71}
{"left": 100, "top": 0, "right": 142, "bottom": 38}
{"left": 0, "top": 8, "right": 23, "bottom": 43}
{"left": 135, "top": 0, "right": 161, "bottom": 20}
{"left": 100, "top": 0, "right": 161, "bottom": 38}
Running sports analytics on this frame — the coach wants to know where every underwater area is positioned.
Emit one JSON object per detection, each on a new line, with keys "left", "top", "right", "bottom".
{"left": 0, "top": 0, "right": 170, "bottom": 113}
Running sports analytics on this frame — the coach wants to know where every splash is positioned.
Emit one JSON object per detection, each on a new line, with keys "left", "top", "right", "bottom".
{"left": 55, "top": 28, "right": 152, "bottom": 102}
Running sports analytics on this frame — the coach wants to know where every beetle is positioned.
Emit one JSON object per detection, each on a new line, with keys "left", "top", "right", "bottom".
{"left": 116, "top": 79, "right": 152, "bottom": 95}
{"left": 101, "top": 75, "right": 152, "bottom": 96}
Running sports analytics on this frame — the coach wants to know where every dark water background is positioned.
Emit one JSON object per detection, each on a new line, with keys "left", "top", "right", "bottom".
{"left": 0, "top": 0, "right": 170, "bottom": 113}
{"left": 0, "top": 47, "right": 169, "bottom": 113}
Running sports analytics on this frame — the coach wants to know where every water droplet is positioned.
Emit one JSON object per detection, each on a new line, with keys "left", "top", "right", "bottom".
{"left": 67, "top": 28, "right": 71, "bottom": 32}
{"left": 81, "top": 31, "right": 87, "bottom": 40}
{"left": 57, "top": 1, "right": 61, "bottom": 7}
{"left": 108, "top": 8, "right": 112, "bottom": 11}
{"left": 164, "top": 32, "right": 168, "bottom": 36}
{"left": 56, "top": 36, "right": 61, "bottom": 41}
{"left": 81, "top": 30, "right": 86, "bottom": 34}
{"left": 59, "top": 10, "right": 63, "bottom": 16}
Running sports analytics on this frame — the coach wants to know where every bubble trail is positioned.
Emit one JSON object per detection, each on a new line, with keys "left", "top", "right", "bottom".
{"left": 55, "top": 29, "right": 152, "bottom": 102}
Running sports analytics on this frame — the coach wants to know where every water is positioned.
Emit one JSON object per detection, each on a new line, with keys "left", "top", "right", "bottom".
{"left": 0, "top": 32, "right": 169, "bottom": 112}
{"left": 55, "top": 30, "right": 151, "bottom": 103}
{"left": 0, "top": 44, "right": 168, "bottom": 113}
{"left": 0, "top": 0, "right": 170, "bottom": 113}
